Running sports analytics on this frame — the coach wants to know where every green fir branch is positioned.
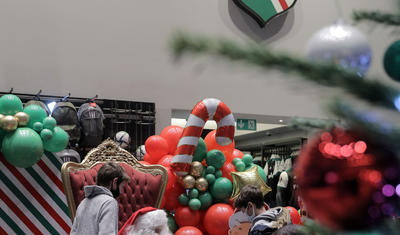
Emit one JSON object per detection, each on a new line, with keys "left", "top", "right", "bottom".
{"left": 171, "top": 33, "right": 400, "bottom": 111}
{"left": 353, "top": 11, "right": 400, "bottom": 26}
{"left": 289, "top": 117, "right": 339, "bottom": 130}
{"left": 328, "top": 98, "right": 400, "bottom": 150}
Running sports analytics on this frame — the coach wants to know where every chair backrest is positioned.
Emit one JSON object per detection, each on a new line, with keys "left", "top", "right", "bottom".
{"left": 61, "top": 139, "right": 168, "bottom": 229}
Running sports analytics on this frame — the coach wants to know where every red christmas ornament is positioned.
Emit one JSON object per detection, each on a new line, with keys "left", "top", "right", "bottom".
{"left": 295, "top": 128, "right": 399, "bottom": 230}
{"left": 144, "top": 135, "right": 169, "bottom": 163}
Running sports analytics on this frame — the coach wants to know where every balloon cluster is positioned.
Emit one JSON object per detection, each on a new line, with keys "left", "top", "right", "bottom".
{"left": 143, "top": 127, "right": 242, "bottom": 235}
{"left": 0, "top": 94, "right": 69, "bottom": 168}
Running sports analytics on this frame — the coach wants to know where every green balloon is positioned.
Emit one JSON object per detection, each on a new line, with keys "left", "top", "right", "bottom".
{"left": 0, "top": 94, "right": 23, "bottom": 115}
{"left": 167, "top": 214, "right": 178, "bottom": 233}
{"left": 33, "top": 122, "right": 43, "bottom": 132}
{"left": 245, "top": 164, "right": 267, "bottom": 182}
{"left": 202, "top": 166, "right": 207, "bottom": 177}
{"left": 210, "top": 177, "right": 233, "bottom": 200}
{"left": 23, "top": 105, "right": 47, "bottom": 129}
{"left": 206, "top": 166, "right": 216, "bottom": 174}
{"left": 2, "top": 128, "right": 43, "bottom": 168}
{"left": 215, "top": 170, "right": 222, "bottom": 178}
{"left": 205, "top": 174, "right": 216, "bottom": 185}
{"left": 189, "top": 198, "right": 201, "bottom": 210}
{"left": 178, "top": 193, "right": 189, "bottom": 206}
{"left": 242, "top": 154, "right": 253, "bottom": 167}
{"left": 384, "top": 40, "right": 400, "bottom": 81}
{"left": 232, "top": 157, "right": 242, "bottom": 165}
{"left": 199, "top": 192, "right": 213, "bottom": 210}
{"left": 193, "top": 138, "right": 207, "bottom": 162}
{"left": 43, "top": 127, "right": 69, "bottom": 152}
{"left": 40, "top": 129, "right": 53, "bottom": 141}
{"left": 235, "top": 160, "right": 246, "bottom": 172}
{"left": 190, "top": 188, "right": 199, "bottom": 199}
{"left": 206, "top": 150, "right": 225, "bottom": 169}
{"left": 43, "top": 117, "right": 57, "bottom": 130}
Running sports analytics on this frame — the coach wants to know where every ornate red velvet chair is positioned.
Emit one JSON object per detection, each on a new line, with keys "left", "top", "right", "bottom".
{"left": 61, "top": 139, "right": 168, "bottom": 229}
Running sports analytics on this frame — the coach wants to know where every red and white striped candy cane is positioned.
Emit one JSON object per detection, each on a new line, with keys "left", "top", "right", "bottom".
{"left": 171, "top": 98, "right": 235, "bottom": 176}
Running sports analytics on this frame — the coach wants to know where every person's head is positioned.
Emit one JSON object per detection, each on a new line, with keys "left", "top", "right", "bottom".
{"left": 96, "top": 162, "right": 130, "bottom": 198}
{"left": 234, "top": 185, "right": 265, "bottom": 220}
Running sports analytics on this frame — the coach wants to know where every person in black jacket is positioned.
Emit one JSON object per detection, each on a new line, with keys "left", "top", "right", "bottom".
{"left": 234, "top": 185, "right": 291, "bottom": 235}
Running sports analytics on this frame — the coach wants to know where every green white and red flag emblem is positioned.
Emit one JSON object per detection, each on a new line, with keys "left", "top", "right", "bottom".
{"left": 233, "top": 0, "right": 297, "bottom": 27}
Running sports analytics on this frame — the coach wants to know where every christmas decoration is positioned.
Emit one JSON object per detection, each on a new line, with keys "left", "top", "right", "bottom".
{"left": 306, "top": 21, "right": 372, "bottom": 76}
{"left": 175, "top": 206, "right": 202, "bottom": 227}
{"left": 160, "top": 125, "right": 184, "bottom": 155}
{"left": 182, "top": 175, "right": 196, "bottom": 189}
{"left": 190, "top": 161, "right": 204, "bottom": 177}
{"left": 206, "top": 150, "right": 226, "bottom": 169}
{"left": 295, "top": 128, "right": 400, "bottom": 230}
{"left": 175, "top": 226, "right": 203, "bottom": 235}
{"left": 195, "top": 177, "right": 208, "bottom": 191}
{"left": 203, "top": 203, "right": 234, "bottom": 235}
{"left": 42, "top": 127, "right": 69, "bottom": 152}
{"left": 144, "top": 135, "right": 169, "bottom": 164}
{"left": 231, "top": 166, "right": 271, "bottom": 199}
{"left": 210, "top": 177, "right": 233, "bottom": 200}
{"left": 171, "top": 98, "right": 235, "bottom": 176}
{"left": 23, "top": 104, "right": 47, "bottom": 129}
{"left": 383, "top": 40, "right": 400, "bottom": 81}
{"left": 193, "top": 138, "right": 207, "bottom": 162}
{"left": 14, "top": 112, "right": 29, "bottom": 126}
{"left": 2, "top": 127, "right": 44, "bottom": 168}
{"left": 0, "top": 94, "right": 23, "bottom": 115}
{"left": 1, "top": 115, "right": 18, "bottom": 131}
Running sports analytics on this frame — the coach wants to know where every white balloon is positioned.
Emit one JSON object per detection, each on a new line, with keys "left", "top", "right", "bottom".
{"left": 306, "top": 21, "right": 372, "bottom": 76}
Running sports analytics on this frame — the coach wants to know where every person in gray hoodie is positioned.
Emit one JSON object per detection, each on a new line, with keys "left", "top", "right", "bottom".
{"left": 234, "top": 185, "right": 292, "bottom": 235}
{"left": 70, "top": 162, "right": 130, "bottom": 235}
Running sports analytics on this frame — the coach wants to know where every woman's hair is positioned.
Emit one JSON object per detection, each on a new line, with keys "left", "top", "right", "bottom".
{"left": 96, "top": 162, "right": 130, "bottom": 187}
{"left": 125, "top": 210, "right": 172, "bottom": 235}
{"left": 234, "top": 185, "right": 264, "bottom": 209}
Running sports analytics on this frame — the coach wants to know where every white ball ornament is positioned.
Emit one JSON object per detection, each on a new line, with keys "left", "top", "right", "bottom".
{"left": 114, "top": 131, "right": 130, "bottom": 149}
{"left": 306, "top": 21, "right": 372, "bottom": 76}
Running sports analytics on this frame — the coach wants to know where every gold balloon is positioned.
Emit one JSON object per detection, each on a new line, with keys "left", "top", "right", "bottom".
{"left": 14, "top": 112, "right": 30, "bottom": 126}
{"left": 231, "top": 166, "right": 272, "bottom": 199}
{"left": 190, "top": 161, "right": 203, "bottom": 178}
{"left": 1, "top": 115, "right": 18, "bottom": 131}
{"left": 195, "top": 177, "right": 208, "bottom": 191}
{"left": 182, "top": 175, "right": 196, "bottom": 189}
{"left": 0, "top": 114, "right": 4, "bottom": 128}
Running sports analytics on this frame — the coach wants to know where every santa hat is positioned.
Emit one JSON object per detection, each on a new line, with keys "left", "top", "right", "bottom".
{"left": 118, "top": 207, "right": 157, "bottom": 235}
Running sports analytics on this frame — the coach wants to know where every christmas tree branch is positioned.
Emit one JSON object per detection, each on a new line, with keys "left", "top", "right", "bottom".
{"left": 171, "top": 33, "right": 400, "bottom": 111}
{"left": 328, "top": 98, "right": 400, "bottom": 150}
{"left": 289, "top": 117, "right": 339, "bottom": 130}
{"left": 353, "top": 11, "right": 400, "bottom": 26}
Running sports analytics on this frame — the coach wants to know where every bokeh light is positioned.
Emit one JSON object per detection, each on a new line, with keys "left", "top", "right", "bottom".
{"left": 382, "top": 184, "right": 395, "bottom": 197}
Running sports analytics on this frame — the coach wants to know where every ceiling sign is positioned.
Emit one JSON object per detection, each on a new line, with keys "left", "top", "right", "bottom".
{"left": 233, "top": 0, "right": 297, "bottom": 27}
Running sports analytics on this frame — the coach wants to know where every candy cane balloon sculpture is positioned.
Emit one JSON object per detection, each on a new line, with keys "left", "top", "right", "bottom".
{"left": 171, "top": 98, "right": 235, "bottom": 176}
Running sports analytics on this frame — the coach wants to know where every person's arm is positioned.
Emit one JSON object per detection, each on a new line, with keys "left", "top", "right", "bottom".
{"left": 98, "top": 199, "right": 119, "bottom": 235}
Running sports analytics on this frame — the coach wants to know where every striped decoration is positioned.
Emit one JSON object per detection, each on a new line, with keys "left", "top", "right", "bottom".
{"left": 171, "top": 98, "right": 235, "bottom": 176}
{"left": 234, "top": 0, "right": 297, "bottom": 27}
{"left": 0, "top": 152, "right": 71, "bottom": 234}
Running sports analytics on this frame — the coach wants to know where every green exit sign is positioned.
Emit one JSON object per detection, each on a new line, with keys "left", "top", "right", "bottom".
{"left": 236, "top": 119, "right": 257, "bottom": 131}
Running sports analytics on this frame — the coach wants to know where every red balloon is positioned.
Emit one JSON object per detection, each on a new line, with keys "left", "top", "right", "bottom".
{"left": 161, "top": 184, "right": 184, "bottom": 211}
{"left": 175, "top": 206, "right": 202, "bottom": 227}
{"left": 164, "top": 166, "right": 178, "bottom": 191}
{"left": 286, "top": 206, "right": 301, "bottom": 225}
{"left": 232, "top": 149, "right": 244, "bottom": 159}
{"left": 203, "top": 203, "right": 234, "bottom": 235}
{"left": 139, "top": 160, "right": 150, "bottom": 165}
{"left": 221, "top": 162, "right": 236, "bottom": 182}
{"left": 144, "top": 135, "right": 169, "bottom": 164}
{"left": 160, "top": 125, "right": 184, "bottom": 154}
{"left": 204, "top": 130, "right": 235, "bottom": 153}
{"left": 157, "top": 154, "right": 174, "bottom": 168}
{"left": 175, "top": 226, "right": 203, "bottom": 235}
